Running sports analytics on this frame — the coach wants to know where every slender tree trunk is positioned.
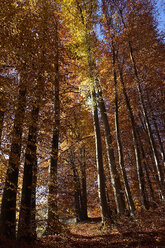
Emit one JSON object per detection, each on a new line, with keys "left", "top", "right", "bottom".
{"left": 136, "top": 127, "right": 156, "bottom": 206}
{"left": 17, "top": 105, "right": 39, "bottom": 242}
{"left": 79, "top": 147, "right": 88, "bottom": 220}
{"left": 153, "top": 119, "right": 165, "bottom": 167}
{"left": 118, "top": 64, "right": 149, "bottom": 210}
{"left": 0, "top": 110, "right": 4, "bottom": 148}
{"left": 119, "top": 9, "right": 165, "bottom": 199}
{"left": 0, "top": 75, "right": 6, "bottom": 147}
{"left": 0, "top": 80, "right": 26, "bottom": 239}
{"left": 47, "top": 20, "right": 61, "bottom": 234}
{"left": 129, "top": 42, "right": 164, "bottom": 190}
{"left": 70, "top": 147, "right": 88, "bottom": 222}
{"left": 112, "top": 47, "right": 135, "bottom": 215}
{"left": 91, "top": 88, "right": 112, "bottom": 225}
{"left": 70, "top": 148, "right": 82, "bottom": 222}
{"left": 96, "top": 81, "right": 126, "bottom": 214}
{"left": 146, "top": 92, "right": 165, "bottom": 167}
{"left": 100, "top": 1, "right": 127, "bottom": 214}
{"left": 31, "top": 149, "right": 37, "bottom": 239}
{"left": 75, "top": 0, "right": 112, "bottom": 224}
{"left": 138, "top": 112, "right": 163, "bottom": 192}
{"left": 47, "top": 83, "right": 60, "bottom": 233}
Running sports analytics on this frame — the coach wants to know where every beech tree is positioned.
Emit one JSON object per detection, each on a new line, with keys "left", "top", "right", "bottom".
{"left": 0, "top": 78, "right": 27, "bottom": 239}
{"left": 0, "top": 0, "right": 164, "bottom": 244}
{"left": 115, "top": 0, "right": 165, "bottom": 199}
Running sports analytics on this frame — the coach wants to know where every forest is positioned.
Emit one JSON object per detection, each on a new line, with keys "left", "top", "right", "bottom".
{"left": 0, "top": 0, "right": 165, "bottom": 247}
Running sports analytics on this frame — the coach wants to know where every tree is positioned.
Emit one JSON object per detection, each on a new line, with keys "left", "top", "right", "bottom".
{"left": 0, "top": 77, "right": 27, "bottom": 239}
{"left": 0, "top": 0, "right": 164, "bottom": 243}
{"left": 115, "top": 0, "right": 165, "bottom": 199}
{"left": 61, "top": 0, "right": 113, "bottom": 225}
{"left": 17, "top": 104, "right": 39, "bottom": 241}
{"left": 47, "top": 18, "right": 61, "bottom": 234}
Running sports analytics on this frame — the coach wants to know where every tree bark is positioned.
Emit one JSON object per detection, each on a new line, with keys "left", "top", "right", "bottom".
{"left": 153, "top": 119, "right": 165, "bottom": 167}
{"left": 119, "top": 8, "right": 165, "bottom": 199}
{"left": 76, "top": 0, "right": 112, "bottom": 224}
{"left": 69, "top": 148, "right": 83, "bottom": 222}
{"left": 17, "top": 105, "right": 39, "bottom": 242}
{"left": 47, "top": 19, "right": 61, "bottom": 234}
{"left": 100, "top": 0, "right": 127, "bottom": 214}
{"left": 31, "top": 148, "right": 38, "bottom": 239}
{"left": 136, "top": 126, "right": 156, "bottom": 206}
{"left": 0, "top": 110, "right": 4, "bottom": 148}
{"left": 91, "top": 88, "right": 112, "bottom": 225}
{"left": 118, "top": 63, "right": 149, "bottom": 210}
{"left": 0, "top": 75, "right": 7, "bottom": 148}
{"left": 146, "top": 92, "right": 165, "bottom": 168}
{"left": 96, "top": 81, "right": 126, "bottom": 214}
{"left": 0, "top": 80, "right": 26, "bottom": 239}
{"left": 79, "top": 147, "right": 88, "bottom": 220}
{"left": 112, "top": 47, "right": 135, "bottom": 215}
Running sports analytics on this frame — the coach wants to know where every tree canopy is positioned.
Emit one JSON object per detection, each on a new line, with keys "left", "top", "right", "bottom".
{"left": 0, "top": 0, "right": 165, "bottom": 247}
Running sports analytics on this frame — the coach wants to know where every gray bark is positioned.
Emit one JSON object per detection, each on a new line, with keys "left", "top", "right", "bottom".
{"left": 146, "top": 92, "right": 165, "bottom": 168}
{"left": 119, "top": 8, "right": 165, "bottom": 199}
{"left": 91, "top": 88, "right": 112, "bottom": 224}
{"left": 76, "top": 0, "right": 112, "bottom": 224}
{"left": 112, "top": 47, "right": 135, "bottom": 215}
{"left": 118, "top": 64, "right": 149, "bottom": 209}
{"left": 96, "top": 81, "right": 127, "bottom": 214}
{"left": 136, "top": 126, "right": 156, "bottom": 206}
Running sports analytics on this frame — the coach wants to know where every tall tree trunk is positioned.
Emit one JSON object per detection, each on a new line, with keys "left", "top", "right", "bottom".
{"left": 146, "top": 92, "right": 165, "bottom": 167}
{"left": 79, "top": 147, "right": 88, "bottom": 220}
{"left": 119, "top": 8, "right": 165, "bottom": 199}
{"left": 100, "top": 0, "right": 127, "bottom": 214}
{"left": 17, "top": 105, "right": 39, "bottom": 242}
{"left": 91, "top": 88, "right": 112, "bottom": 225}
{"left": 112, "top": 47, "right": 135, "bottom": 215}
{"left": 31, "top": 149, "right": 38, "bottom": 239}
{"left": 153, "top": 119, "right": 165, "bottom": 167}
{"left": 136, "top": 126, "right": 156, "bottom": 206}
{"left": 70, "top": 147, "right": 88, "bottom": 222}
{"left": 69, "top": 148, "right": 82, "bottom": 222}
{"left": 75, "top": 0, "right": 112, "bottom": 224}
{"left": 47, "top": 20, "right": 61, "bottom": 234}
{"left": 0, "top": 110, "right": 4, "bottom": 148}
{"left": 118, "top": 64, "right": 149, "bottom": 210}
{"left": 138, "top": 112, "right": 163, "bottom": 192}
{"left": 47, "top": 82, "right": 60, "bottom": 233}
{"left": 96, "top": 81, "right": 126, "bottom": 214}
{"left": 74, "top": 190, "right": 82, "bottom": 223}
{"left": 0, "top": 75, "right": 7, "bottom": 148}
{"left": 0, "top": 80, "right": 26, "bottom": 239}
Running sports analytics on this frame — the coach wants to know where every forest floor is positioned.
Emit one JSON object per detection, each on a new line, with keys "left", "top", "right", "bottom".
{"left": 1, "top": 206, "right": 165, "bottom": 248}
{"left": 40, "top": 205, "right": 165, "bottom": 248}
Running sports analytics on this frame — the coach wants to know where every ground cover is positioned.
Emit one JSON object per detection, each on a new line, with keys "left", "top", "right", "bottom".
{"left": 1, "top": 206, "right": 165, "bottom": 248}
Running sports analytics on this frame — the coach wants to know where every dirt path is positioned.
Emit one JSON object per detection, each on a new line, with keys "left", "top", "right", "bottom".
{"left": 42, "top": 214, "right": 165, "bottom": 248}
{"left": 67, "top": 218, "right": 165, "bottom": 248}
{"left": 1, "top": 209, "right": 165, "bottom": 247}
